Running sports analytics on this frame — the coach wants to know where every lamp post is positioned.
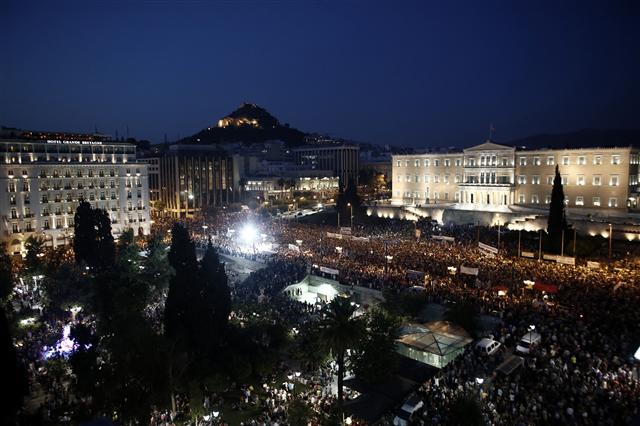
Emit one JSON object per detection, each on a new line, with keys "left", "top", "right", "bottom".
{"left": 517, "top": 228, "right": 521, "bottom": 257}
{"left": 608, "top": 223, "right": 613, "bottom": 261}
{"left": 538, "top": 229, "right": 542, "bottom": 261}
{"left": 347, "top": 202, "right": 353, "bottom": 229}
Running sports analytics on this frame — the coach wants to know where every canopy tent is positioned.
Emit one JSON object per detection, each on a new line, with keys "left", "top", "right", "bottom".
{"left": 396, "top": 321, "right": 472, "bottom": 368}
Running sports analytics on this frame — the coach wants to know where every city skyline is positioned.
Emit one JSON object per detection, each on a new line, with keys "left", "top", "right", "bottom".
{"left": 3, "top": 1, "right": 639, "bottom": 147}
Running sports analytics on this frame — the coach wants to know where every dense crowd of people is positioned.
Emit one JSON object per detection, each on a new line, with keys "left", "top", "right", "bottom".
{"left": 7, "top": 208, "right": 640, "bottom": 424}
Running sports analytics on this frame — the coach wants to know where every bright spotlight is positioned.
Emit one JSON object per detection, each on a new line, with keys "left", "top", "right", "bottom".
{"left": 240, "top": 224, "right": 257, "bottom": 243}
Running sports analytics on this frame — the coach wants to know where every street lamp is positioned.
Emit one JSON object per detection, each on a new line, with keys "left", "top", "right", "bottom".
{"left": 608, "top": 223, "right": 613, "bottom": 261}
{"left": 347, "top": 202, "right": 353, "bottom": 229}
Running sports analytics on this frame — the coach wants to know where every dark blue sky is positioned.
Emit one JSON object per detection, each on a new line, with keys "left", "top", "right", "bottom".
{"left": 2, "top": 0, "right": 638, "bottom": 148}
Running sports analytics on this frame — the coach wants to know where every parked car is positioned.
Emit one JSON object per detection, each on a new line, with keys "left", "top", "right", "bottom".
{"left": 393, "top": 394, "right": 424, "bottom": 426}
{"left": 515, "top": 331, "right": 541, "bottom": 354}
{"left": 476, "top": 338, "right": 502, "bottom": 355}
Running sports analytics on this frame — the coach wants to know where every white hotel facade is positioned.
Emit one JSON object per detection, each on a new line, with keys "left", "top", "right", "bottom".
{"left": 1, "top": 136, "right": 151, "bottom": 255}
{"left": 392, "top": 141, "right": 640, "bottom": 214}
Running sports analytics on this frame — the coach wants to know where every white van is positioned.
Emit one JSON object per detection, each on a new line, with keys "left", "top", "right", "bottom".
{"left": 476, "top": 338, "right": 502, "bottom": 355}
{"left": 515, "top": 331, "right": 541, "bottom": 354}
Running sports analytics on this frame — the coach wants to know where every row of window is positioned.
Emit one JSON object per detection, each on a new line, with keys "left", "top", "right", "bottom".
{"left": 10, "top": 215, "right": 146, "bottom": 234}
{"left": 7, "top": 168, "right": 141, "bottom": 178}
{"left": 395, "top": 154, "right": 626, "bottom": 168}
{"left": 518, "top": 154, "right": 621, "bottom": 166}
{"left": 397, "top": 158, "right": 463, "bottom": 168}
{"left": 517, "top": 194, "right": 618, "bottom": 208}
{"left": 3, "top": 154, "right": 135, "bottom": 165}
{"left": 517, "top": 174, "right": 621, "bottom": 186}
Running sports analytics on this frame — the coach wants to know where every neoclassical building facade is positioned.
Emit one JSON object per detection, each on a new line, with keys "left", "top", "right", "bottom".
{"left": 392, "top": 141, "right": 640, "bottom": 213}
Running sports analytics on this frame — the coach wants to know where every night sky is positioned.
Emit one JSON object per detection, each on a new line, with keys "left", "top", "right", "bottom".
{"left": 2, "top": 0, "right": 639, "bottom": 148}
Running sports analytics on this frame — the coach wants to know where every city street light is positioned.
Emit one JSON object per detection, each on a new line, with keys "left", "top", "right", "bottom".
{"left": 347, "top": 202, "right": 353, "bottom": 229}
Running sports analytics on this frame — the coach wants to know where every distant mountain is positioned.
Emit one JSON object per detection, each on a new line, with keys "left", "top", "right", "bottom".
{"left": 508, "top": 129, "right": 640, "bottom": 150}
{"left": 179, "top": 103, "right": 306, "bottom": 147}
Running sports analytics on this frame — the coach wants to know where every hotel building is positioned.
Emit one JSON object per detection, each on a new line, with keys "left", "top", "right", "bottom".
{"left": 391, "top": 141, "right": 640, "bottom": 214}
{"left": 291, "top": 145, "right": 359, "bottom": 188}
{"left": 1, "top": 133, "right": 151, "bottom": 255}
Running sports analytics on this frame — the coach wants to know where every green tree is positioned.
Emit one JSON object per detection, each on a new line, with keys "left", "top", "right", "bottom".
{"left": 336, "top": 178, "right": 361, "bottom": 226}
{"left": 0, "top": 304, "right": 29, "bottom": 424}
{"left": 73, "top": 201, "right": 115, "bottom": 269}
{"left": 351, "top": 309, "right": 401, "bottom": 383}
{"left": 116, "top": 229, "right": 140, "bottom": 273}
{"left": 24, "top": 236, "right": 45, "bottom": 277}
{"left": 320, "top": 297, "right": 365, "bottom": 411}
{"left": 0, "top": 243, "right": 14, "bottom": 301}
{"left": 547, "top": 165, "right": 568, "bottom": 254}
{"left": 73, "top": 200, "right": 95, "bottom": 265}
{"left": 142, "top": 235, "right": 174, "bottom": 302}
{"left": 198, "top": 242, "right": 231, "bottom": 349}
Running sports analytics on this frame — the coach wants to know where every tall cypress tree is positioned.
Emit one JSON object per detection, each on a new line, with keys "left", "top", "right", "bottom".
{"left": 164, "top": 223, "right": 198, "bottom": 343}
{"left": 74, "top": 201, "right": 96, "bottom": 265}
{"left": 198, "top": 242, "right": 231, "bottom": 349}
{"left": 547, "top": 165, "right": 568, "bottom": 253}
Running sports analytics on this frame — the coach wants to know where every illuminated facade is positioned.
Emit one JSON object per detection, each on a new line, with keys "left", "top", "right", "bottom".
{"left": 291, "top": 145, "right": 359, "bottom": 188}
{"left": 392, "top": 141, "right": 640, "bottom": 213}
{"left": 158, "top": 145, "right": 234, "bottom": 218}
{"left": 1, "top": 137, "right": 151, "bottom": 255}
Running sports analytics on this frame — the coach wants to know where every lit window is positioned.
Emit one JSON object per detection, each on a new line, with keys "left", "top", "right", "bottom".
{"left": 531, "top": 194, "right": 539, "bottom": 203}
{"left": 414, "top": 159, "right": 420, "bottom": 167}
{"left": 592, "top": 197, "right": 600, "bottom": 206}
{"left": 396, "top": 160, "right": 401, "bottom": 167}
{"left": 611, "top": 155, "right": 620, "bottom": 165}
{"left": 406, "top": 174, "right": 411, "bottom": 182}
{"left": 532, "top": 175, "right": 540, "bottom": 185}
{"left": 545, "top": 195, "right": 551, "bottom": 204}
{"left": 455, "top": 159, "right": 461, "bottom": 166}
{"left": 424, "top": 159, "right": 430, "bottom": 167}
{"left": 547, "top": 175, "right": 554, "bottom": 185}
{"left": 592, "top": 175, "right": 601, "bottom": 186}
{"left": 518, "top": 194, "right": 525, "bottom": 203}
{"left": 576, "top": 196, "right": 584, "bottom": 206}
{"left": 405, "top": 160, "right": 409, "bottom": 167}
{"left": 433, "top": 175, "right": 439, "bottom": 183}
{"left": 593, "top": 156, "right": 602, "bottom": 165}
{"left": 444, "top": 159, "right": 450, "bottom": 167}
{"left": 519, "top": 157, "right": 527, "bottom": 166}
{"left": 444, "top": 175, "right": 449, "bottom": 184}
{"left": 609, "top": 198, "right": 617, "bottom": 207}
{"left": 424, "top": 175, "right": 430, "bottom": 183}
{"left": 561, "top": 176, "right": 568, "bottom": 185}
{"left": 562, "top": 156, "right": 569, "bottom": 165}
{"left": 577, "top": 156, "right": 586, "bottom": 165}
{"left": 434, "top": 159, "right": 440, "bottom": 167}
{"left": 533, "top": 157, "right": 540, "bottom": 166}
{"left": 518, "top": 175, "right": 526, "bottom": 184}
{"left": 609, "top": 175, "right": 619, "bottom": 186}
{"left": 577, "top": 175, "right": 585, "bottom": 186}
{"left": 547, "top": 156, "right": 555, "bottom": 165}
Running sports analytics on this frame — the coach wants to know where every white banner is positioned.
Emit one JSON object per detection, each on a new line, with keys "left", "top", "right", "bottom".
{"left": 326, "top": 232, "right": 343, "bottom": 239}
{"left": 288, "top": 244, "right": 300, "bottom": 252}
{"left": 320, "top": 266, "right": 339, "bottom": 276}
{"left": 478, "top": 242, "right": 498, "bottom": 254}
{"left": 587, "top": 261, "right": 600, "bottom": 269}
{"left": 556, "top": 256, "right": 575, "bottom": 265}
{"left": 543, "top": 254, "right": 558, "bottom": 261}
{"left": 351, "top": 236, "right": 370, "bottom": 242}
{"left": 340, "top": 227, "right": 352, "bottom": 235}
{"left": 521, "top": 251, "right": 535, "bottom": 258}
{"left": 432, "top": 235, "right": 455, "bottom": 242}
{"left": 460, "top": 265, "right": 479, "bottom": 276}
